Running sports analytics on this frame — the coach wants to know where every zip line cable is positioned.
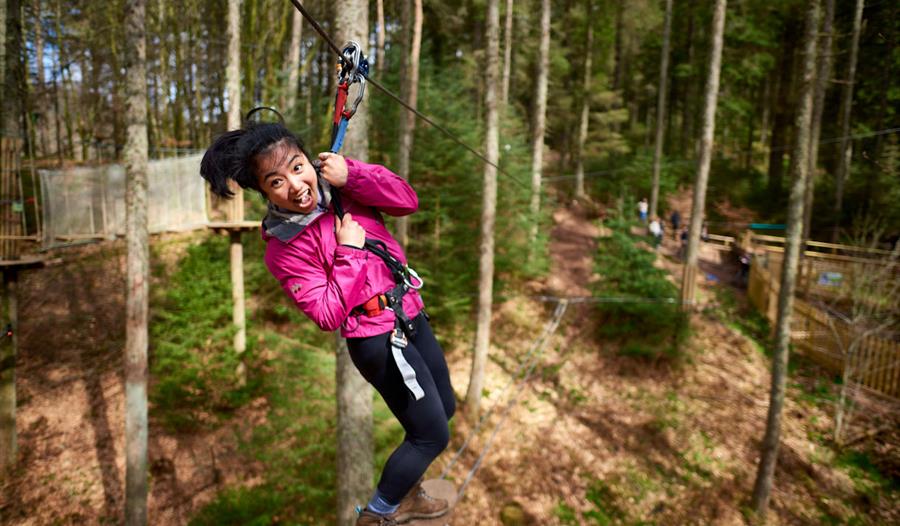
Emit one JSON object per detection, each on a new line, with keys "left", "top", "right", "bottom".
{"left": 438, "top": 299, "right": 567, "bottom": 480}
{"left": 286, "top": 0, "right": 529, "bottom": 190}
{"left": 545, "top": 126, "right": 900, "bottom": 183}
{"left": 454, "top": 300, "right": 569, "bottom": 500}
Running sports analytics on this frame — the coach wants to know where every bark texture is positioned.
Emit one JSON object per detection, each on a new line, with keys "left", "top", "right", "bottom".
{"left": 501, "top": 0, "right": 514, "bottom": 107}
{"left": 681, "top": 0, "right": 726, "bottom": 307}
{"left": 124, "top": 0, "right": 150, "bottom": 523}
{"left": 833, "top": 0, "right": 864, "bottom": 241}
{"left": 2, "top": 0, "right": 23, "bottom": 139}
{"left": 528, "top": 0, "right": 551, "bottom": 246}
{"left": 396, "top": 0, "right": 423, "bottom": 248}
{"left": 0, "top": 271, "right": 17, "bottom": 473}
{"left": 333, "top": 2, "right": 373, "bottom": 524}
{"left": 465, "top": 0, "right": 501, "bottom": 420}
{"left": 574, "top": 0, "right": 593, "bottom": 199}
{"left": 285, "top": 3, "right": 303, "bottom": 113}
{"left": 751, "top": 0, "right": 819, "bottom": 517}
{"left": 649, "top": 0, "right": 673, "bottom": 219}
{"left": 802, "top": 0, "right": 835, "bottom": 241}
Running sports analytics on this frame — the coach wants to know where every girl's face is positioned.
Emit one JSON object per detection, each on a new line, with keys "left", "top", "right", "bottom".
{"left": 255, "top": 141, "right": 318, "bottom": 214}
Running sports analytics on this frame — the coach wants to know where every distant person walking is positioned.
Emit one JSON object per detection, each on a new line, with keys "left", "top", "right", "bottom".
{"left": 638, "top": 198, "right": 649, "bottom": 223}
{"left": 670, "top": 210, "right": 681, "bottom": 238}
{"left": 649, "top": 216, "right": 663, "bottom": 249}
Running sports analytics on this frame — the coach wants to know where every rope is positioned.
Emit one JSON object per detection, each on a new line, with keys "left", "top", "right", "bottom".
{"left": 438, "top": 299, "right": 564, "bottom": 479}
{"left": 453, "top": 299, "right": 569, "bottom": 501}
{"left": 286, "top": 0, "right": 529, "bottom": 190}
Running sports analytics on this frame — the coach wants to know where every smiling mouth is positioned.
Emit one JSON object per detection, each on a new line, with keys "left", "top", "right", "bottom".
{"left": 294, "top": 187, "right": 313, "bottom": 208}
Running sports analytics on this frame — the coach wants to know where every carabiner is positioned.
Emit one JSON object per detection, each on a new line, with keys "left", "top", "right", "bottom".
{"left": 403, "top": 266, "right": 425, "bottom": 291}
{"left": 338, "top": 41, "right": 369, "bottom": 120}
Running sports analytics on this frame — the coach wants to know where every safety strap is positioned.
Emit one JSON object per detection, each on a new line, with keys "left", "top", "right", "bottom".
{"left": 389, "top": 323, "right": 425, "bottom": 400}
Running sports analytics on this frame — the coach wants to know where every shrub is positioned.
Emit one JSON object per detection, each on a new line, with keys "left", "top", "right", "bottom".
{"left": 593, "top": 219, "right": 688, "bottom": 360}
{"left": 150, "top": 236, "right": 260, "bottom": 431}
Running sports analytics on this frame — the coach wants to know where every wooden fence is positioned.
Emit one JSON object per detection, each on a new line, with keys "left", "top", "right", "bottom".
{"left": 748, "top": 261, "right": 900, "bottom": 398}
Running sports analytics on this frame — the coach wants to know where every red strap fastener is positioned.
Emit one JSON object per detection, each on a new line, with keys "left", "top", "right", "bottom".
{"left": 360, "top": 294, "right": 388, "bottom": 317}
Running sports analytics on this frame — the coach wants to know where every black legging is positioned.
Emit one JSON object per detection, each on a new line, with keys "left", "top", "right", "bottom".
{"left": 347, "top": 312, "right": 456, "bottom": 504}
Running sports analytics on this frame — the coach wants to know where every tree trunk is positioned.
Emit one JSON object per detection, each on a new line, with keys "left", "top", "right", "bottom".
{"left": 681, "top": 0, "right": 726, "bottom": 307}
{"left": 766, "top": 25, "right": 797, "bottom": 197}
{"left": 225, "top": 0, "right": 246, "bottom": 388}
{"left": 395, "top": 0, "right": 422, "bottom": 249}
{"left": 123, "top": 0, "right": 149, "bottom": 523}
{"left": 680, "top": 2, "right": 695, "bottom": 156}
{"left": 227, "top": 0, "right": 242, "bottom": 132}
{"left": 528, "top": 0, "right": 550, "bottom": 248}
{"left": 751, "top": 0, "right": 819, "bottom": 517}
{"left": 376, "top": 0, "right": 385, "bottom": 72}
{"left": 613, "top": 0, "right": 625, "bottom": 92}
{"left": 1, "top": 269, "right": 18, "bottom": 474}
{"left": 465, "top": 0, "right": 501, "bottom": 421}
{"left": 286, "top": 6, "right": 303, "bottom": 123}
{"left": 649, "top": 0, "right": 673, "bottom": 220}
{"left": 0, "top": 0, "right": 5, "bottom": 89}
{"left": 574, "top": 0, "right": 593, "bottom": 200}
{"left": 2, "top": 0, "right": 23, "bottom": 139}
{"left": 333, "top": 4, "right": 373, "bottom": 524}
{"left": 832, "top": 0, "right": 864, "bottom": 242}
{"left": 500, "top": 0, "right": 514, "bottom": 107}
{"left": 802, "top": 0, "right": 835, "bottom": 242}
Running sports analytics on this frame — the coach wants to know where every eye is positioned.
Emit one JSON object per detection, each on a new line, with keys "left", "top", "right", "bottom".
{"left": 293, "top": 163, "right": 302, "bottom": 172}
{"left": 270, "top": 178, "right": 283, "bottom": 188}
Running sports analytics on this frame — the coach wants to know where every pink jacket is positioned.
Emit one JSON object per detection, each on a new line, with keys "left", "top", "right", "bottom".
{"left": 262, "top": 158, "right": 425, "bottom": 338}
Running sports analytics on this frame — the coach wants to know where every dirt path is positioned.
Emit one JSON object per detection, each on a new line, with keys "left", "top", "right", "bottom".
{"left": 545, "top": 204, "right": 604, "bottom": 297}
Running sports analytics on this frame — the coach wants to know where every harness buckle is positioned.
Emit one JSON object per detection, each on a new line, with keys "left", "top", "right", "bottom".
{"left": 390, "top": 327, "right": 408, "bottom": 349}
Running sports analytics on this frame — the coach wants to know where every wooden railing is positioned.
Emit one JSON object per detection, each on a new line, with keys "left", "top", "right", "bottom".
{"left": 748, "top": 261, "right": 900, "bottom": 398}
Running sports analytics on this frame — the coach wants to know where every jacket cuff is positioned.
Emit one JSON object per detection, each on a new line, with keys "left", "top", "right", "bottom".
{"left": 335, "top": 244, "right": 368, "bottom": 258}
{"left": 343, "top": 158, "right": 365, "bottom": 194}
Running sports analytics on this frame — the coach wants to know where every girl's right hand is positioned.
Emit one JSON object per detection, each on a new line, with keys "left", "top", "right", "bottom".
{"left": 335, "top": 213, "right": 366, "bottom": 248}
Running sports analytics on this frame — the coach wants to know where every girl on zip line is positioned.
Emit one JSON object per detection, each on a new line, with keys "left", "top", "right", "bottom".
{"left": 201, "top": 121, "right": 454, "bottom": 525}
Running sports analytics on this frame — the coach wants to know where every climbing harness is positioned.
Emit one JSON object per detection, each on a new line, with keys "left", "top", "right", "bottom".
{"left": 320, "top": 40, "right": 427, "bottom": 400}
{"left": 350, "top": 237, "right": 426, "bottom": 401}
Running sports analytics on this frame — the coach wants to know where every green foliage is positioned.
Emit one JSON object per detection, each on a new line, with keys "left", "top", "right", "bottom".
{"left": 592, "top": 218, "right": 688, "bottom": 360}
{"left": 583, "top": 479, "right": 626, "bottom": 525}
{"left": 150, "top": 236, "right": 261, "bottom": 431}
{"left": 835, "top": 450, "right": 899, "bottom": 496}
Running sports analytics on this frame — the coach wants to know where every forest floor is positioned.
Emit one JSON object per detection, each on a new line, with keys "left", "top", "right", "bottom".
{"left": 1, "top": 200, "right": 898, "bottom": 525}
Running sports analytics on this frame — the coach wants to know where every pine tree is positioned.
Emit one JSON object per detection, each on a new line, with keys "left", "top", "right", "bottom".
{"left": 681, "top": 0, "right": 726, "bottom": 307}
{"left": 528, "top": 0, "right": 551, "bottom": 247}
{"left": 649, "top": 0, "right": 673, "bottom": 220}
{"left": 574, "top": 0, "right": 593, "bottom": 200}
{"left": 802, "top": 0, "right": 835, "bottom": 241}
{"left": 396, "top": 0, "right": 423, "bottom": 249}
{"left": 333, "top": 3, "right": 374, "bottom": 523}
{"left": 833, "top": 0, "right": 864, "bottom": 241}
{"left": 751, "top": 0, "right": 820, "bottom": 516}
{"left": 466, "top": 0, "right": 501, "bottom": 420}
{"left": 123, "top": 0, "right": 150, "bottom": 523}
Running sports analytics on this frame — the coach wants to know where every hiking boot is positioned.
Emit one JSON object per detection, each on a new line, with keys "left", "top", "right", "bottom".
{"left": 393, "top": 481, "right": 450, "bottom": 522}
{"left": 356, "top": 509, "right": 400, "bottom": 526}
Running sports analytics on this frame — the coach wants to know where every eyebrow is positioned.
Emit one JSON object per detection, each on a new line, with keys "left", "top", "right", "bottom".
{"left": 263, "top": 154, "right": 301, "bottom": 181}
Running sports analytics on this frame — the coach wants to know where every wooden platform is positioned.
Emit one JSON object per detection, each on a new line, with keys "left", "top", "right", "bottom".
{"left": 0, "top": 255, "right": 46, "bottom": 270}
{"left": 206, "top": 220, "right": 261, "bottom": 233}
{"left": 407, "top": 479, "right": 457, "bottom": 526}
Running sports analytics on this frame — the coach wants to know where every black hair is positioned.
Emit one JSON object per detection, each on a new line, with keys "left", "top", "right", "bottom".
{"left": 200, "top": 122, "right": 312, "bottom": 198}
